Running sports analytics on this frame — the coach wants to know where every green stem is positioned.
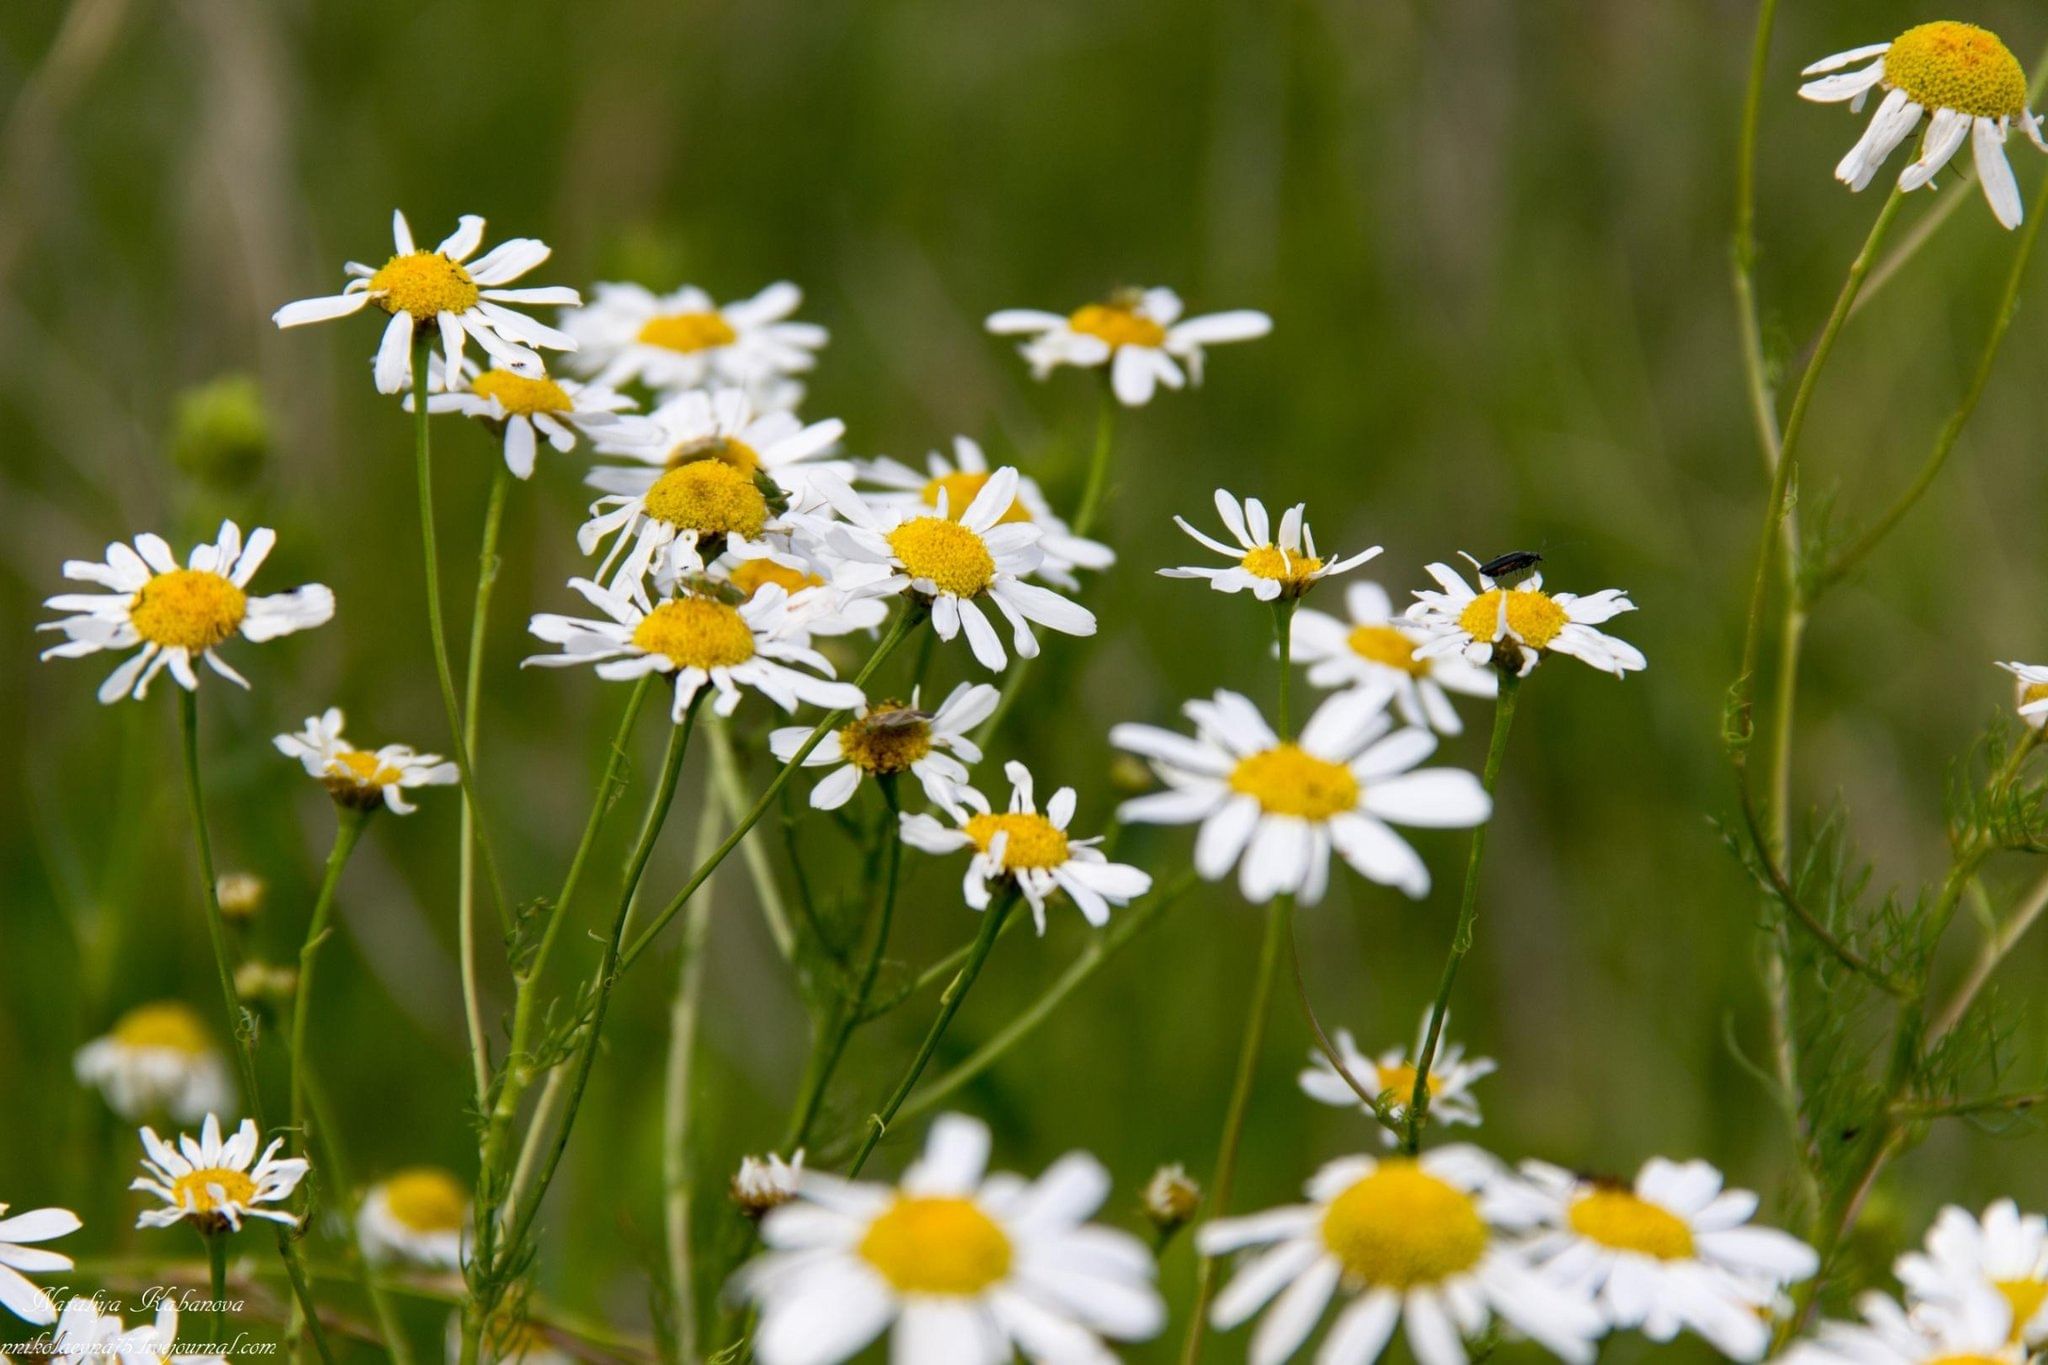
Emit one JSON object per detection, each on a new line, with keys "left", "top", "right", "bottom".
{"left": 208, "top": 1232, "right": 227, "bottom": 1346}
{"left": 303, "top": 1073, "right": 417, "bottom": 1365}
{"left": 289, "top": 807, "right": 370, "bottom": 1159}
{"left": 457, "top": 461, "right": 513, "bottom": 1106}
{"left": 709, "top": 717, "right": 795, "bottom": 962}
{"left": 1071, "top": 386, "right": 1118, "bottom": 537}
{"left": 273, "top": 1227, "right": 337, "bottom": 1365}
{"left": 1272, "top": 598, "right": 1297, "bottom": 739}
{"left": 176, "top": 691, "right": 263, "bottom": 1115}
{"left": 662, "top": 794, "right": 723, "bottom": 1365}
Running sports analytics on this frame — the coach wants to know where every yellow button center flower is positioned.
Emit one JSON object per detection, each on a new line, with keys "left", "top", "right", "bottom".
{"left": 921, "top": 471, "right": 1031, "bottom": 525}
{"left": 1067, "top": 302, "right": 1167, "bottom": 350}
{"left": 381, "top": 1168, "right": 468, "bottom": 1233}
{"left": 888, "top": 517, "right": 997, "bottom": 597}
{"left": 111, "top": 1002, "right": 211, "bottom": 1055}
{"left": 469, "top": 369, "right": 573, "bottom": 417}
{"left": 1457, "top": 587, "right": 1567, "bottom": 650}
{"left": 638, "top": 310, "right": 739, "bottom": 354}
{"left": 331, "top": 750, "right": 403, "bottom": 789}
{"left": 1568, "top": 1190, "right": 1696, "bottom": 1261}
{"left": 369, "top": 252, "right": 479, "bottom": 320}
{"left": 171, "top": 1167, "right": 259, "bottom": 1214}
{"left": 964, "top": 812, "right": 1071, "bottom": 870}
{"left": 1229, "top": 744, "right": 1360, "bottom": 820}
{"left": 667, "top": 436, "right": 763, "bottom": 477}
{"left": 1926, "top": 1357, "right": 2010, "bottom": 1365}
{"left": 1347, "top": 624, "right": 1429, "bottom": 676}
{"left": 1240, "top": 545, "right": 1324, "bottom": 590}
{"left": 838, "top": 707, "right": 934, "bottom": 775}
{"left": 643, "top": 461, "right": 770, "bottom": 538}
{"left": 2023, "top": 682, "right": 2048, "bottom": 708}
{"left": 130, "top": 569, "right": 248, "bottom": 652}
{"left": 1996, "top": 1278, "right": 2048, "bottom": 1340}
{"left": 1884, "top": 22, "right": 2027, "bottom": 120}
{"left": 729, "top": 559, "right": 823, "bottom": 599}
{"left": 1373, "top": 1062, "right": 1441, "bottom": 1102}
{"left": 859, "top": 1196, "right": 1013, "bottom": 1295}
{"left": 631, "top": 597, "right": 757, "bottom": 671}
{"left": 1321, "top": 1162, "right": 1488, "bottom": 1288}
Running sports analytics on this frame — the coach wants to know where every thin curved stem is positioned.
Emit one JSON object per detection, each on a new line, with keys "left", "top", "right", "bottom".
{"left": 289, "top": 806, "right": 370, "bottom": 1158}
{"left": 1286, "top": 908, "right": 1404, "bottom": 1141}
{"left": 176, "top": 691, "right": 262, "bottom": 1114}
{"left": 1071, "top": 387, "right": 1118, "bottom": 537}
{"left": 663, "top": 794, "right": 724, "bottom": 1365}
{"left": 457, "top": 461, "right": 513, "bottom": 1105}
{"left": 302, "top": 1073, "right": 417, "bottom": 1365}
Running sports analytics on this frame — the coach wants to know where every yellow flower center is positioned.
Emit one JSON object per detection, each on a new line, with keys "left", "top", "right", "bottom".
{"left": 667, "top": 436, "right": 763, "bottom": 477}
{"left": 1883, "top": 22, "right": 2027, "bottom": 120}
{"left": 1996, "top": 1278, "right": 2048, "bottom": 1338}
{"left": 630, "top": 597, "right": 757, "bottom": 670}
{"left": 130, "top": 569, "right": 248, "bottom": 652}
{"left": 1567, "top": 1189, "right": 1696, "bottom": 1261}
{"left": 642, "top": 460, "right": 769, "bottom": 538}
{"left": 1240, "top": 545, "right": 1324, "bottom": 591}
{"left": 1067, "top": 302, "right": 1167, "bottom": 350}
{"left": 1321, "top": 1162, "right": 1488, "bottom": 1289}
{"left": 368, "top": 252, "right": 479, "bottom": 321}
{"left": 1347, "top": 624, "right": 1429, "bottom": 676}
{"left": 1457, "top": 587, "right": 1568, "bottom": 650}
{"left": 963, "top": 812, "right": 1071, "bottom": 870}
{"left": 1373, "top": 1062, "right": 1441, "bottom": 1103}
{"left": 637, "top": 310, "right": 739, "bottom": 354}
{"left": 379, "top": 1168, "right": 468, "bottom": 1233}
{"left": 858, "top": 1196, "right": 1013, "bottom": 1296}
{"left": 1926, "top": 1357, "right": 2010, "bottom": 1365}
{"left": 110, "top": 1002, "right": 212, "bottom": 1055}
{"left": 469, "top": 369, "right": 573, "bottom": 417}
{"left": 171, "top": 1167, "right": 259, "bottom": 1214}
{"left": 838, "top": 706, "right": 934, "bottom": 775}
{"left": 326, "top": 749, "right": 401, "bottom": 788}
{"left": 1229, "top": 744, "right": 1360, "bottom": 820}
{"left": 729, "top": 559, "right": 822, "bottom": 599}
{"left": 921, "top": 471, "right": 1032, "bottom": 525}
{"left": 888, "top": 517, "right": 997, "bottom": 597}
{"left": 2023, "top": 682, "right": 2048, "bottom": 707}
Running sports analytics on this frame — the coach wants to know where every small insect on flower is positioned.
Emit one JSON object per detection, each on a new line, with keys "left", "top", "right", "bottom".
{"left": 731, "top": 1151, "right": 805, "bottom": 1219}
{"left": 0, "top": 1202, "right": 81, "bottom": 1328}
{"left": 1895, "top": 1200, "right": 2048, "bottom": 1348}
{"left": 1293, "top": 581, "right": 1497, "bottom": 735}
{"left": 1406, "top": 552, "right": 1644, "bottom": 678}
{"left": 1996, "top": 661, "right": 2048, "bottom": 731}
{"left": 74, "top": 1001, "right": 235, "bottom": 1124}
{"left": 1782, "top": 1285, "right": 2026, "bottom": 1365}
{"left": 418, "top": 354, "right": 656, "bottom": 479}
{"left": 50, "top": 1299, "right": 225, "bottom": 1365}
{"left": 769, "top": 682, "right": 999, "bottom": 811}
{"left": 986, "top": 286, "right": 1271, "bottom": 406}
{"left": 132, "top": 1113, "right": 308, "bottom": 1233}
{"left": 560, "top": 280, "right": 827, "bottom": 395}
{"left": 1163, "top": 489, "right": 1381, "bottom": 601}
{"left": 901, "top": 761, "right": 1152, "bottom": 931}
{"left": 1299, "top": 1012, "right": 1495, "bottom": 1145}
{"left": 1800, "top": 23, "right": 2048, "bottom": 228}
{"left": 274, "top": 708, "right": 459, "bottom": 814}
{"left": 358, "top": 1166, "right": 470, "bottom": 1270}
{"left": 40, "top": 522, "right": 334, "bottom": 703}
{"left": 730, "top": 1113, "right": 1165, "bottom": 1365}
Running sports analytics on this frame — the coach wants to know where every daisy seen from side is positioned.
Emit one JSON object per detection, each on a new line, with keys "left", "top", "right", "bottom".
{"left": 274, "top": 708, "right": 458, "bottom": 814}
{"left": 74, "top": 1001, "right": 235, "bottom": 1123}
{"left": 561, "top": 281, "right": 826, "bottom": 394}
{"left": 1298, "top": 1013, "right": 1494, "bottom": 1145}
{"left": 986, "top": 287, "right": 1271, "bottom": 406}
{"left": 1895, "top": 1200, "right": 2048, "bottom": 1348}
{"left": 358, "top": 1166, "right": 469, "bottom": 1271}
{"left": 1163, "top": 490, "right": 1380, "bottom": 601}
{"left": 132, "top": 1113, "right": 308, "bottom": 1233}
{"left": 1781, "top": 1286, "right": 2025, "bottom": 1365}
{"left": 421, "top": 355, "right": 655, "bottom": 479}
{"left": 1995, "top": 661, "right": 2048, "bottom": 730}
{"left": 1293, "top": 581, "right": 1497, "bottom": 734}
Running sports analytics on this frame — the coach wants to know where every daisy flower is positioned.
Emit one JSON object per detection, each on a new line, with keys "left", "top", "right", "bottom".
{"left": 859, "top": 436, "right": 1113, "bottom": 590}
{"left": 769, "top": 682, "right": 998, "bottom": 811}
{"left": 0, "top": 1203, "right": 80, "bottom": 1328}
{"left": 1111, "top": 687, "right": 1490, "bottom": 903}
{"left": 1298, "top": 1013, "right": 1494, "bottom": 1145}
{"left": 1405, "top": 554, "right": 1643, "bottom": 678}
{"left": 1294, "top": 581, "right": 1496, "bottom": 734}
{"left": 733, "top": 1151, "right": 806, "bottom": 1219}
{"left": 1895, "top": 1201, "right": 2048, "bottom": 1348}
{"left": 716, "top": 539, "right": 890, "bottom": 638}
{"left": 50, "top": 1299, "right": 224, "bottom": 1365}
{"left": 358, "top": 1166, "right": 469, "bottom": 1270}
{"left": 1996, "top": 661, "right": 2048, "bottom": 730}
{"left": 132, "top": 1113, "right": 308, "bottom": 1233}
{"left": 1197, "top": 1145, "right": 1601, "bottom": 1365}
{"left": 1799, "top": 23, "right": 2048, "bottom": 230}
{"left": 74, "top": 1001, "right": 235, "bottom": 1123}
{"left": 805, "top": 468, "right": 1097, "bottom": 672}
{"left": 731, "top": 1113, "right": 1165, "bottom": 1365}
{"left": 1162, "top": 489, "right": 1381, "bottom": 601}
{"left": 525, "top": 578, "right": 864, "bottom": 721}
{"left": 274, "top": 707, "right": 458, "bottom": 814}
{"left": 39, "top": 522, "right": 334, "bottom": 703}
{"left": 986, "top": 287, "right": 1271, "bottom": 406}
{"left": 561, "top": 281, "right": 827, "bottom": 393}
{"left": 1497, "top": 1158, "right": 1818, "bottom": 1361}
{"left": 1782, "top": 1287, "right": 2024, "bottom": 1365}
{"left": 899, "top": 761, "right": 1152, "bottom": 931}
{"left": 421, "top": 355, "right": 655, "bottom": 479}
{"left": 272, "top": 210, "right": 579, "bottom": 394}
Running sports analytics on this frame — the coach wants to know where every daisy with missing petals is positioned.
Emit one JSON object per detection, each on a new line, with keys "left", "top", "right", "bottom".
{"left": 805, "top": 468, "right": 1097, "bottom": 672}
{"left": 50, "top": 1299, "right": 225, "bottom": 1365}
{"left": 1299, "top": 1013, "right": 1494, "bottom": 1146}
{"left": 74, "top": 1001, "right": 235, "bottom": 1123}
{"left": 274, "top": 708, "right": 458, "bottom": 814}
{"left": 1294, "top": 581, "right": 1496, "bottom": 734}
{"left": 133, "top": 1113, "right": 308, "bottom": 1233}
{"left": 562, "top": 281, "right": 827, "bottom": 394}
{"left": 1497, "top": 1158, "right": 1818, "bottom": 1361}
{"left": 272, "top": 210, "right": 580, "bottom": 394}
{"left": 859, "top": 436, "right": 1113, "bottom": 590}
{"left": 0, "top": 1202, "right": 80, "bottom": 1328}
{"left": 525, "top": 578, "right": 864, "bottom": 721}
{"left": 40, "top": 522, "right": 334, "bottom": 703}
{"left": 733, "top": 1151, "right": 806, "bottom": 1219}
{"left": 358, "top": 1167, "right": 469, "bottom": 1270}
{"left": 1895, "top": 1201, "right": 2048, "bottom": 1348}
{"left": 900, "top": 761, "right": 1152, "bottom": 931}
{"left": 1783, "top": 1287, "right": 2024, "bottom": 1365}
{"left": 769, "top": 682, "right": 998, "bottom": 811}
{"left": 717, "top": 540, "right": 890, "bottom": 638}
{"left": 1406, "top": 554, "right": 1643, "bottom": 679}
{"left": 422, "top": 356, "right": 655, "bottom": 479}
{"left": 732, "top": 1113, "right": 1165, "bottom": 1365}
{"left": 986, "top": 287, "right": 1271, "bottom": 406}
{"left": 1163, "top": 490, "right": 1380, "bottom": 601}
{"left": 1112, "top": 687, "right": 1490, "bottom": 903}
{"left": 1799, "top": 23, "right": 2048, "bottom": 229}
{"left": 1197, "top": 1146, "right": 1601, "bottom": 1365}
{"left": 1996, "top": 661, "right": 2048, "bottom": 730}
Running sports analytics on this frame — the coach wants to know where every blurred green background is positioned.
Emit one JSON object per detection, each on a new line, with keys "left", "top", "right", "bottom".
{"left": 5, "top": 0, "right": 2048, "bottom": 1358}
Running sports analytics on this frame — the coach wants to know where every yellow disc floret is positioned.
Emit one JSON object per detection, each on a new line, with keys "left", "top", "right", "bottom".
{"left": 631, "top": 597, "right": 757, "bottom": 671}
{"left": 369, "top": 252, "right": 479, "bottom": 321}
{"left": 859, "top": 1195, "right": 1013, "bottom": 1296}
{"left": 638, "top": 311, "right": 739, "bottom": 354}
{"left": 1068, "top": 302, "right": 1167, "bottom": 350}
{"left": 838, "top": 707, "right": 934, "bottom": 775}
{"left": 1321, "top": 1162, "right": 1488, "bottom": 1289}
{"left": 888, "top": 517, "right": 997, "bottom": 597}
{"left": 667, "top": 436, "right": 763, "bottom": 477}
{"left": 1925, "top": 1357, "right": 2008, "bottom": 1365}
{"left": 1995, "top": 1279, "right": 2048, "bottom": 1340}
{"left": 130, "top": 569, "right": 248, "bottom": 653}
{"left": 1373, "top": 1062, "right": 1440, "bottom": 1104}
{"left": 1347, "top": 624, "right": 1430, "bottom": 676}
{"left": 922, "top": 471, "right": 1031, "bottom": 524}
{"left": 469, "top": 369, "right": 573, "bottom": 417}
{"left": 324, "top": 750, "right": 404, "bottom": 808}
{"left": 1229, "top": 744, "right": 1361, "bottom": 820}
{"left": 171, "top": 1167, "right": 259, "bottom": 1215}
{"left": 729, "top": 559, "right": 823, "bottom": 599}
{"left": 1568, "top": 1189, "right": 1696, "bottom": 1261}
{"left": 111, "top": 1002, "right": 212, "bottom": 1055}
{"left": 1241, "top": 545, "right": 1324, "bottom": 593}
{"left": 380, "top": 1167, "right": 468, "bottom": 1233}
{"left": 1458, "top": 588, "right": 1567, "bottom": 650}
{"left": 1884, "top": 22, "right": 2027, "bottom": 120}
{"left": 642, "top": 461, "right": 769, "bottom": 538}
{"left": 964, "top": 812, "right": 1071, "bottom": 871}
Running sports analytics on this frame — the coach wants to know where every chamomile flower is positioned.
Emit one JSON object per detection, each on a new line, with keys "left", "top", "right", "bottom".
{"left": 1298, "top": 1013, "right": 1494, "bottom": 1145}
{"left": 561, "top": 281, "right": 827, "bottom": 394}
{"left": 1294, "top": 582, "right": 1497, "bottom": 734}
{"left": 358, "top": 1167, "right": 469, "bottom": 1270}
{"left": 715, "top": 540, "right": 890, "bottom": 638}
{"left": 1895, "top": 1201, "right": 2048, "bottom": 1348}
{"left": 274, "top": 708, "right": 458, "bottom": 814}
{"left": 859, "top": 437, "right": 1113, "bottom": 590}
{"left": 132, "top": 1114, "right": 308, "bottom": 1233}
{"left": 74, "top": 1001, "right": 235, "bottom": 1123}
{"left": 1497, "top": 1159, "right": 1818, "bottom": 1361}
{"left": 986, "top": 287, "right": 1271, "bottom": 406}
{"left": 525, "top": 578, "right": 864, "bottom": 721}
{"left": 731, "top": 1113, "right": 1165, "bottom": 1365}
{"left": 733, "top": 1152, "right": 806, "bottom": 1218}
{"left": 805, "top": 468, "right": 1097, "bottom": 672}
{"left": 1781, "top": 1287, "right": 2024, "bottom": 1365}
{"left": 1996, "top": 661, "right": 2048, "bottom": 729}
{"left": 1111, "top": 687, "right": 1490, "bottom": 903}
{"left": 769, "top": 682, "right": 998, "bottom": 811}
{"left": 1799, "top": 24, "right": 2048, "bottom": 229}
{"left": 272, "top": 210, "right": 579, "bottom": 394}
{"left": 1163, "top": 490, "right": 1381, "bottom": 601}
{"left": 421, "top": 355, "right": 654, "bottom": 479}
{"left": 39, "top": 522, "right": 334, "bottom": 703}
{"left": 50, "top": 1300, "right": 224, "bottom": 1365}
{"left": 1406, "top": 554, "right": 1643, "bottom": 678}
{"left": 900, "top": 761, "right": 1152, "bottom": 931}
{"left": 0, "top": 1203, "right": 80, "bottom": 1327}
{"left": 1197, "top": 1146, "right": 1601, "bottom": 1365}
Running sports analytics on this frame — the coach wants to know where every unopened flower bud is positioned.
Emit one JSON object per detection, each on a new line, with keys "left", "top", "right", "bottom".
{"left": 170, "top": 375, "right": 271, "bottom": 487}
{"left": 216, "top": 872, "right": 267, "bottom": 920}
{"left": 235, "top": 960, "right": 297, "bottom": 1007}
{"left": 731, "top": 1150, "right": 804, "bottom": 1218}
{"left": 1109, "top": 754, "right": 1155, "bottom": 795}
{"left": 1142, "top": 1164, "right": 1201, "bottom": 1235}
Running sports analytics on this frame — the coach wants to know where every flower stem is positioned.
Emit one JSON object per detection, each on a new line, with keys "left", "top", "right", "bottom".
{"left": 1272, "top": 598, "right": 1297, "bottom": 739}
{"left": 662, "top": 793, "right": 724, "bottom": 1364}
{"left": 176, "top": 690, "right": 263, "bottom": 1114}
{"left": 207, "top": 1231, "right": 228, "bottom": 1345}
{"left": 289, "top": 806, "right": 370, "bottom": 1159}
{"left": 302, "top": 1073, "right": 417, "bottom": 1365}
{"left": 456, "top": 460, "right": 513, "bottom": 1106}
{"left": 1071, "top": 386, "right": 1119, "bottom": 537}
